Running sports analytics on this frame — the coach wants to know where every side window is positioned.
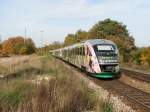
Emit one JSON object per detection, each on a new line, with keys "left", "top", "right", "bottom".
{"left": 80, "top": 46, "right": 82, "bottom": 55}
{"left": 71, "top": 49, "right": 73, "bottom": 56}
{"left": 74, "top": 48, "right": 75, "bottom": 55}
{"left": 78, "top": 47, "right": 80, "bottom": 55}
{"left": 68, "top": 49, "right": 71, "bottom": 57}
{"left": 75, "top": 47, "right": 78, "bottom": 55}
{"left": 83, "top": 45, "right": 85, "bottom": 56}
{"left": 93, "top": 45, "right": 98, "bottom": 52}
{"left": 70, "top": 49, "right": 72, "bottom": 56}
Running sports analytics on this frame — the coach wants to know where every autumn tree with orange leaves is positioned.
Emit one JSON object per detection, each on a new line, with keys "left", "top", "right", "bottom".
{"left": 1, "top": 36, "right": 36, "bottom": 56}
{"left": 140, "top": 47, "right": 150, "bottom": 67}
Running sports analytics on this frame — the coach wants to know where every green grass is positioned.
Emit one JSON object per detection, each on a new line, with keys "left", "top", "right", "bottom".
{"left": 103, "top": 102, "right": 113, "bottom": 112}
{"left": 0, "top": 80, "right": 36, "bottom": 112}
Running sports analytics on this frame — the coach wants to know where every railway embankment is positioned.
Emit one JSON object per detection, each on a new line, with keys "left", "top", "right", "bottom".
{"left": 119, "top": 68, "right": 150, "bottom": 94}
{"left": 121, "top": 67, "right": 150, "bottom": 82}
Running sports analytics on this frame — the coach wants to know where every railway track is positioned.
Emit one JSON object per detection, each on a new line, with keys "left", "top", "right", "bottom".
{"left": 121, "top": 68, "right": 150, "bottom": 83}
{"left": 89, "top": 78, "right": 150, "bottom": 112}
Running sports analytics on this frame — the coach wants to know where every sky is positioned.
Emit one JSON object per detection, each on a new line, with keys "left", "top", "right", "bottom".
{"left": 0, "top": 0, "right": 150, "bottom": 47}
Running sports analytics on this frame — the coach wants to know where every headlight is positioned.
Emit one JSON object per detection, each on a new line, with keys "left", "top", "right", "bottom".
{"left": 114, "top": 60, "right": 118, "bottom": 62}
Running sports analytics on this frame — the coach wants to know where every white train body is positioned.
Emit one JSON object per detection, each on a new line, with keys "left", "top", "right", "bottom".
{"left": 51, "top": 39, "right": 120, "bottom": 78}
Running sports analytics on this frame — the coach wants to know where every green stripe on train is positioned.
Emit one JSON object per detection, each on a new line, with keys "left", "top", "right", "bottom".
{"left": 90, "top": 72, "right": 118, "bottom": 78}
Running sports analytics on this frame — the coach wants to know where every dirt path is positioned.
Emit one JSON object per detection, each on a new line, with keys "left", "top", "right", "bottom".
{"left": 0, "top": 55, "right": 35, "bottom": 67}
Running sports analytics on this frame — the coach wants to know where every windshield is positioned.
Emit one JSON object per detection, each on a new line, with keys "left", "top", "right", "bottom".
{"left": 93, "top": 44, "right": 117, "bottom": 56}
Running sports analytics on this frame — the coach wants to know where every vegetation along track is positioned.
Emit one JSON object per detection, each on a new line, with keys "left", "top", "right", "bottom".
{"left": 56, "top": 57, "right": 150, "bottom": 112}
{"left": 121, "top": 68, "right": 150, "bottom": 83}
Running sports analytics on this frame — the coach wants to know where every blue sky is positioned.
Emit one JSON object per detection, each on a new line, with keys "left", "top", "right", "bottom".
{"left": 0, "top": 0, "right": 150, "bottom": 47}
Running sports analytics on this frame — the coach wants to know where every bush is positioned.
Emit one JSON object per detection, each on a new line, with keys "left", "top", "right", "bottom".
{"left": 19, "top": 47, "right": 28, "bottom": 55}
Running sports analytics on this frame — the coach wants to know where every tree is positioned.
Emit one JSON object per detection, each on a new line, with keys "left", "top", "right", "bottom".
{"left": 64, "top": 34, "right": 76, "bottom": 46}
{"left": 2, "top": 36, "right": 36, "bottom": 56}
{"left": 19, "top": 47, "right": 28, "bottom": 55}
{"left": 75, "top": 30, "right": 89, "bottom": 42}
{"left": 131, "top": 48, "right": 141, "bottom": 65}
{"left": 25, "top": 38, "right": 36, "bottom": 54}
{"left": 141, "top": 47, "right": 150, "bottom": 67}
{"left": 2, "top": 36, "right": 24, "bottom": 55}
{"left": 63, "top": 18, "right": 137, "bottom": 63}
{"left": 49, "top": 41, "right": 63, "bottom": 50}
{"left": 89, "top": 18, "right": 129, "bottom": 38}
{"left": 88, "top": 18, "right": 135, "bottom": 62}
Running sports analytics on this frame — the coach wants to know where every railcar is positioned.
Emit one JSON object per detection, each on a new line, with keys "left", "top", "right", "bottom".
{"left": 51, "top": 39, "right": 120, "bottom": 78}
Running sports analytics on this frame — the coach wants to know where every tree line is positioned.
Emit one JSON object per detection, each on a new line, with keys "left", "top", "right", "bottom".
{"left": 0, "top": 36, "right": 36, "bottom": 56}
{"left": 48, "top": 18, "right": 150, "bottom": 67}
{"left": 1, "top": 19, "right": 148, "bottom": 66}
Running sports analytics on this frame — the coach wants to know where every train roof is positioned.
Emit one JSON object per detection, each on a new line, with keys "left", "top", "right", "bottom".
{"left": 82, "top": 39, "right": 116, "bottom": 46}
{"left": 50, "top": 39, "right": 116, "bottom": 52}
{"left": 65, "top": 39, "right": 116, "bottom": 49}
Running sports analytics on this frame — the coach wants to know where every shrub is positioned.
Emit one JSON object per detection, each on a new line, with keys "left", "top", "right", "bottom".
{"left": 19, "top": 47, "right": 28, "bottom": 55}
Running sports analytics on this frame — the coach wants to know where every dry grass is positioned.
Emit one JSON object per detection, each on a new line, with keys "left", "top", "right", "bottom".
{"left": 19, "top": 76, "right": 113, "bottom": 112}
{"left": 0, "top": 54, "right": 56, "bottom": 77}
{"left": 19, "top": 76, "right": 96, "bottom": 112}
{"left": 122, "top": 63, "right": 150, "bottom": 73}
{"left": 0, "top": 54, "right": 113, "bottom": 112}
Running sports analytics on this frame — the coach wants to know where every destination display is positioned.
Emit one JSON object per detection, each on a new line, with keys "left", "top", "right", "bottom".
{"left": 97, "top": 45, "right": 114, "bottom": 51}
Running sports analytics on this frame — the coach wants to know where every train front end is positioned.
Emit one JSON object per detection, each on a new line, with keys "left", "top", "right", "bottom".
{"left": 88, "top": 40, "right": 120, "bottom": 78}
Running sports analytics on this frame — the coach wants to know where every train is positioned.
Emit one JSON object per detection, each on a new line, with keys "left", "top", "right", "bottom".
{"left": 51, "top": 39, "right": 120, "bottom": 78}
